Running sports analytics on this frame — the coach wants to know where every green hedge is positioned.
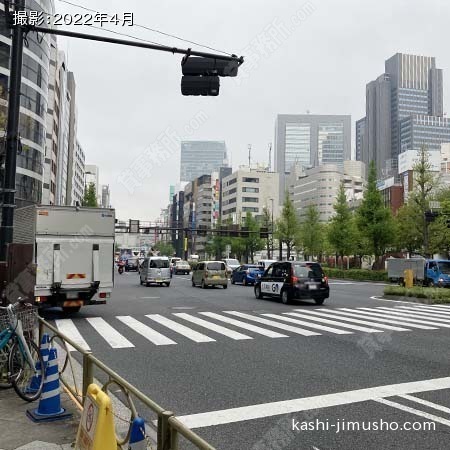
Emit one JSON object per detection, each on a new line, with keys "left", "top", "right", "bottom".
{"left": 323, "top": 268, "right": 389, "bottom": 282}
{"left": 383, "top": 286, "right": 450, "bottom": 302}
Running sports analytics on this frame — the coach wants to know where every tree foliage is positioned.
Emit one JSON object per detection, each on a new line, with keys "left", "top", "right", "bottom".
{"left": 153, "top": 241, "right": 174, "bottom": 257}
{"left": 275, "top": 191, "right": 299, "bottom": 259}
{"left": 299, "top": 204, "right": 323, "bottom": 260}
{"left": 243, "top": 212, "right": 264, "bottom": 263}
{"left": 356, "top": 161, "right": 395, "bottom": 267}
{"left": 82, "top": 182, "right": 98, "bottom": 207}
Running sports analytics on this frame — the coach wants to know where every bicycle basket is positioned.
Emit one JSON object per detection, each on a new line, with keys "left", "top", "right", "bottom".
{"left": 16, "top": 305, "right": 39, "bottom": 332}
{"left": 0, "top": 310, "right": 9, "bottom": 331}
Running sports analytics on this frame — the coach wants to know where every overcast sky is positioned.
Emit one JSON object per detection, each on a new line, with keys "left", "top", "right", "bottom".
{"left": 55, "top": 0, "right": 450, "bottom": 221}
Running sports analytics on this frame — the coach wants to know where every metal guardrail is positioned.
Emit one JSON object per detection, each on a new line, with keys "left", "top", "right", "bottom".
{"left": 38, "top": 317, "right": 216, "bottom": 450}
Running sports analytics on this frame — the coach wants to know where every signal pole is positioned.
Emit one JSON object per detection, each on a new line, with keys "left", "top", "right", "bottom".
{"left": 0, "top": 0, "right": 25, "bottom": 261}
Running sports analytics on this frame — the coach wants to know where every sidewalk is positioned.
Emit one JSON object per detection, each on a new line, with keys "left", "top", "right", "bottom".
{"left": 0, "top": 387, "right": 79, "bottom": 450}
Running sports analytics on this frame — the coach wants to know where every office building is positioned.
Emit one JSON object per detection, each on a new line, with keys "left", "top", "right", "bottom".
{"left": 355, "top": 117, "right": 366, "bottom": 162}
{"left": 292, "top": 161, "right": 365, "bottom": 222}
{"left": 69, "top": 140, "right": 85, "bottom": 206}
{"left": 361, "top": 53, "right": 447, "bottom": 178}
{"left": 101, "top": 184, "right": 110, "bottom": 208}
{"left": 274, "top": 114, "right": 351, "bottom": 203}
{"left": 0, "top": 0, "right": 55, "bottom": 206}
{"left": 221, "top": 167, "right": 280, "bottom": 224}
{"left": 180, "top": 141, "right": 229, "bottom": 182}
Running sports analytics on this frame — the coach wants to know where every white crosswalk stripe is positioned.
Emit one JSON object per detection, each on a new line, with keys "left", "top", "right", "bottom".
{"left": 376, "top": 307, "right": 450, "bottom": 323}
{"left": 116, "top": 316, "right": 177, "bottom": 346}
{"left": 286, "top": 311, "right": 384, "bottom": 333}
{"left": 173, "top": 313, "right": 253, "bottom": 340}
{"left": 293, "top": 309, "right": 410, "bottom": 331}
{"left": 224, "top": 311, "right": 321, "bottom": 336}
{"left": 336, "top": 309, "right": 437, "bottom": 330}
{"left": 86, "top": 317, "right": 134, "bottom": 348}
{"left": 357, "top": 308, "right": 450, "bottom": 328}
{"left": 55, "top": 319, "right": 91, "bottom": 352}
{"left": 51, "top": 304, "right": 450, "bottom": 351}
{"left": 146, "top": 314, "right": 215, "bottom": 343}
{"left": 262, "top": 313, "right": 353, "bottom": 335}
{"left": 199, "top": 312, "right": 288, "bottom": 338}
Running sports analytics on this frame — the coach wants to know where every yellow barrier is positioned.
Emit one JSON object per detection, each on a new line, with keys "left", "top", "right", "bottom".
{"left": 404, "top": 269, "right": 414, "bottom": 288}
{"left": 75, "top": 383, "right": 117, "bottom": 450}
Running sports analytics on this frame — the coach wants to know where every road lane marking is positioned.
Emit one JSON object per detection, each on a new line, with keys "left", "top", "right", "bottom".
{"left": 199, "top": 312, "right": 288, "bottom": 338}
{"left": 286, "top": 312, "right": 383, "bottom": 333}
{"left": 176, "top": 376, "right": 450, "bottom": 429}
{"left": 375, "top": 307, "right": 450, "bottom": 323}
{"left": 55, "top": 319, "right": 90, "bottom": 352}
{"left": 116, "top": 316, "right": 177, "bottom": 346}
{"left": 262, "top": 313, "right": 353, "bottom": 335}
{"left": 419, "top": 304, "right": 450, "bottom": 309}
{"left": 86, "top": 317, "right": 134, "bottom": 348}
{"left": 399, "top": 394, "right": 450, "bottom": 415}
{"left": 357, "top": 308, "right": 450, "bottom": 328}
{"left": 373, "top": 398, "right": 450, "bottom": 428}
{"left": 337, "top": 309, "right": 437, "bottom": 330}
{"left": 370, "top": 295, "right": 417, "bottom": 303}
{"left": 394, "top": 306, "right": 450, "bottom": 318}
{"left": 398, "top": 305, "right": 450, "bottom": 316}
{"left": 224, "top": 311, "right": 321, "bottom": 336}
{"left": 296, "top": 309, "right": 409, "bottom": 331}
{"left": 173, "top": 313, "right": 253, "bottom": 340}
{"left": 146, "top": 314, "right": 215, "bottom": 343}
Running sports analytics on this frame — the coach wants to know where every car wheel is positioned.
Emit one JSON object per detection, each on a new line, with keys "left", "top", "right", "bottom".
{"left": 140, "top": 277, "right": 143, "bottom": 285}
{"left": 428, "top": 279, "right": 436, "bottom": 288}
{"left": 223, "top": 284, "right": 228, "bottom": 289}
{"left": 192, "top": 278, "right": 195, "bottom": 287}
{"left": 146, "top": 282, "right": 150, "bottom": 287}
{"left": 201, "top": 279, "right": 206, "bottom": 289}
{"left": 255, "top": 285, "right": 264, "bottom": 299}
{"left": 281, "top": 290, "right": 291, "bottom": 305}
{"left": 165, "top": 282, "right": 171, "bottom": 287}
{"left": 314, "top": 297, "right": 326, "bottom": 305}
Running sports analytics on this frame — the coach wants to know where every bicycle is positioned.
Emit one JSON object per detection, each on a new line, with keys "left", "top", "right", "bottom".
{"left": 0, "top": 298, "right": 44, "bottom": 401}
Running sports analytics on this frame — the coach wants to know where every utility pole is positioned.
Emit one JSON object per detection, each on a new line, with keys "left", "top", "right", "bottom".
{"left": 0, "top": 0, "right": 25, "bottom": 261}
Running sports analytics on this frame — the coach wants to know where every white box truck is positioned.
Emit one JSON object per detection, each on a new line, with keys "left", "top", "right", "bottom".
{"left": 13, "top": 205, "right": 115, "bottom": 313}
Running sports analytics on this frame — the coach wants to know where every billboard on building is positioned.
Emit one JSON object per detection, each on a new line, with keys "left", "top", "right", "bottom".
{"left": 398, "top": 150, "right": 441, "bottom": 174}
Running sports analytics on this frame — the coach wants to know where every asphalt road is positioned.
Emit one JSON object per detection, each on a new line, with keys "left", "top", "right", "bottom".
{"left": 42, "top": 272, "right": 450, "bottom": 450}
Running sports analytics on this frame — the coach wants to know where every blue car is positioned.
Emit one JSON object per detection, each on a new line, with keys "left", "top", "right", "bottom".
{"left": 231, "top": 265, "right": 264, "bottom": 286}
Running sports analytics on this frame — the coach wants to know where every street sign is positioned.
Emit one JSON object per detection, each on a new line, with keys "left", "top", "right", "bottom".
{"left": 429, "top": 201, "right": 441, "bottom": 209}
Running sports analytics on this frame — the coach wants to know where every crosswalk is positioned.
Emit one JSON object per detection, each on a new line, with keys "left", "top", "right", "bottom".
{"left": 53, "top": 304, "right": 450, "bottom": 352}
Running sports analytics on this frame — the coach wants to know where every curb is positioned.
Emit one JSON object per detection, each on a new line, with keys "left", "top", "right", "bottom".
{"left": 382, "top": 295, "right": 450, "bottom": 305}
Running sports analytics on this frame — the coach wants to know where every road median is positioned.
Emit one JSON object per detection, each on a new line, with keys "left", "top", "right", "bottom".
{"left": 382, "top": 286, "right": 450, "bottom": 304}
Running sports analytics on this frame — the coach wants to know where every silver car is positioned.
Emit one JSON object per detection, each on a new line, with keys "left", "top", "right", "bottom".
{"left": 140, "top": 257, "right": 171, "bottom": 287}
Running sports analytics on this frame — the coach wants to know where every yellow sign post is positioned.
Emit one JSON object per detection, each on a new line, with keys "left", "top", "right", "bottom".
{"left": 404, "top": 269, "right": 414, "bottom": 288}
{"left": 75, "top": 384, "right": 117, "bottom": 450}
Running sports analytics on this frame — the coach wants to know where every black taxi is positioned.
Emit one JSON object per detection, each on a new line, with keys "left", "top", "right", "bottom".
{"left": 254, "top": 261, "right": 329, "bottom": 305}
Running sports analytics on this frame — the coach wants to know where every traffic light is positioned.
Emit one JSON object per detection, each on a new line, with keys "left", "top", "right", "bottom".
{"left": 181, "top": 56, "right": 240, "bottom": 96}
{"left": 425, "top": 211, "right": 439, "bottom": 223}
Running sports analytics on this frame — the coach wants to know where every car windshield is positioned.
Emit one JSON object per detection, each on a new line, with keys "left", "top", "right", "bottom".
{"left": 150, "top": 259, "right": 169, "bottom": 268}
{"left": 207, "top": 262, "right": 225, "bottom": 271}
{"left": 438, "top": 262, "right": 450, "bottom": 274}
{"left": 294, "top": 264, "right": 324, "bottom": 278}
{"left": 226, "top": 259, "right": 239, "bottom": 265}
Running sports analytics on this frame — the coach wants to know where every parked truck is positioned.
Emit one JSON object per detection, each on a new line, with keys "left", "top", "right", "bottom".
{"left": 13, "top": 205, "right": 115, "bottom": 313}
{"left": 387, "top": 257, "right": 450, "bottom": 287}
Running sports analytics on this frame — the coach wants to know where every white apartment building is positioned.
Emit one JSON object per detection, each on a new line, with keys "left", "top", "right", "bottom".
{"left": 221, "top": 167, "right": 280, "bottom": 223}
{"left": 292, "top": 161, "right": 365, "bottom": 222}
{"left": 85, "top": 164, "right": 100, "bottom": 203}
{"left": 70, "top": 140, "right": 85, "bottom": 205}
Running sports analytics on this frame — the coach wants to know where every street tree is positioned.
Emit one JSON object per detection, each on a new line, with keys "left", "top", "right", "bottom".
{"left": 243, "top": 212, "right": 264, "bottom": 263}
{"left": 356, "top": 161, "right": 395, "bottom": 269}
{"left": 299, "top": 204, "right": 323, "bottom": 260}
{"left": 153, "top": 241, "right": 175, "bottom": 257}
{"left": 82, "top": 182, "right": 98, "bottom": 207}
{"left": 275, "top": 191, "right": 299, "bottom": 260}
{"left": 394, "top": 202, "right": 422, "bottom": 256}
{"left": 327, "top": 181, "right": 356, "bottom": 268}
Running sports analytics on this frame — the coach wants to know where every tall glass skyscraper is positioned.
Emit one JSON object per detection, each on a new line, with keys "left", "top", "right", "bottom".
{"left": 274, "top": 114, "right": 351, "bottom": 203}
{"left": 0, "top": 0, "right": 55, "bottom": 206}
{"left": 180, "top": 141, "right": 229, "bottom": 182}
{"left": 361, "top": 53, "right": 446, "bottom": 178}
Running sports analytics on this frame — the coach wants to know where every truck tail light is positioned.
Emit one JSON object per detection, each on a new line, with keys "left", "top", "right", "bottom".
{"left": 35, "top": 296, "right": 47, "bottom": 303}
{"left": 99, "top": 292, "right": 110, "bottom": 299}
{"left": 291, "top": 276, "right": 299, "bottom": 284}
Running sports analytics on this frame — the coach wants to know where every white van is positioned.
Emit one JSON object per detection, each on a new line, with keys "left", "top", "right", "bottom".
{"left": 257, "top": 259, "right": 277, "bottom": 271}
{"left": 140, "top": 256, "right": 171, "bottom": 286}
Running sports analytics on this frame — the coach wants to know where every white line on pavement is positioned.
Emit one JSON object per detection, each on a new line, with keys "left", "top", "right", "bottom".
{"left": 176, "top": 376, "right": 450, "bottom": 429}
{"left": 199, "top": 312, "right": 288, "bottom": 338}
{"left": 399, "top": 394, "right": 450, "bottom": 415}
{"left": 262, "top": 313, "right": 353, "bottom": 335}
{"left": 375, "top": 307, "right": 450, "bottom": 323}
{"left": 55, "top": 319, "right": 91, "bottom": 352}
{"left": 173, "top": 313, "right": 253, "bottom": 340}
{"left": 296, "top": 309, "right": 409, "bottom": 331}
{"left": 146, "top": 314, "right": 215, "bottom": 343}
{"left": 357, "top": 308, "right": 450, "bottom": 328}
{"left": 370, "top": 295, "right": 418, "bottom": 304}
{"left": 373, "top": 398, "right": 450, "bottom": 428}
{"left": 86, "top": 317, "right": 134, "bottom": 348}
{"left": 398, "top": 305, "right": 450, "bottom": 316}
{"left": 116, "top": 316, "right": 177, "bottom": 346}
{"left": 224, "top": 311, "right": 321, "bottom": 336}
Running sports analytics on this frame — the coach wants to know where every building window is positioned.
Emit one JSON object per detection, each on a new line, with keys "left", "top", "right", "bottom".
{"left": 242, "top": 207, "right": 259, "bottom": 213}
{"left": 242, "top": 197, "right": 259, "bottom": 203}
{"left": 227, "top": 178, "right": 237, "bottom": 186}
{"left": 242, "top": 177, "right": 259, "bottom": 183}
{"left": 242, "top": 187, "right": 259, "bottom": 193}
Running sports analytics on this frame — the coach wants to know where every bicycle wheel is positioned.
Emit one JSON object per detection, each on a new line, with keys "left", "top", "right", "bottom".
{"left": 0, "top": 341, "right": 12, "bottom": 388}
{"left": 9, "top": 339, "right": 44, "bottom": 401}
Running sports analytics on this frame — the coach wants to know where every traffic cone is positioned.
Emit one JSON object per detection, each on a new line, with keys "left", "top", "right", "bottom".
{"left": 129, "top": 416, "right": 146, "bottom": 449}
{"left": 28, "top": 334, "right": 50, "bottom": 393}
{"left": 27, "top": 347, "right": 72, "bottom": 422}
